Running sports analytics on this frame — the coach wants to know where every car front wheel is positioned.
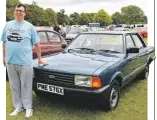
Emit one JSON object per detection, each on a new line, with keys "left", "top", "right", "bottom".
{"left": 102, "top": 81, "right": 120, "bottom": 110}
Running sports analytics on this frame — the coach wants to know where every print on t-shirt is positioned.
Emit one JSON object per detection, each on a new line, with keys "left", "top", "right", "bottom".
{"left": 7, "top": 32, "right": 23, "bottom": 42}
{"left": 7, "top": 28, "right": 24, "bottom": 42}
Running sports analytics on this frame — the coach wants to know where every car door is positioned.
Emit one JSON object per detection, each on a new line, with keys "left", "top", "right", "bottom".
{"left": 123, "top": 34, "right": 139, "bottom": 80}
{"left": 131, "top": 33, "right": 148, "bottom": 71}
{"left": 46, "top": 31, "right": 62, "bottom": 53}
{"left": 36, "top": 31, "right": 52, "bottom": 57}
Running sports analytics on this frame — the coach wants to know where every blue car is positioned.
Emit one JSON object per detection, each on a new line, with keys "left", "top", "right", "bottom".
{"left": 33, "top": 31, "right": 155, "bottom": 110}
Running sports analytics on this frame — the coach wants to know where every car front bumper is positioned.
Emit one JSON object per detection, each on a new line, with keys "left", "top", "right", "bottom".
{"left": 33, "top": 80, "right": 111, "bottom": 100}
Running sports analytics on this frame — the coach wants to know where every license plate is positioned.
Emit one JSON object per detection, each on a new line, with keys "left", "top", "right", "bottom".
{"left": 37, "top": 82, "right": 64, "bottom": 95}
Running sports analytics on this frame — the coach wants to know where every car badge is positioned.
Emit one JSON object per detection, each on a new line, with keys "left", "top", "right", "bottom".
{"left": 49, "top": 75, "right": 55, "bottom": 79}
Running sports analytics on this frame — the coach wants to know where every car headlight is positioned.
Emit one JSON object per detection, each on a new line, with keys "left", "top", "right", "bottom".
{"left": 74, "top": 75, "right": 102, "bottom": 88}
{"left": 74, "top": 75, "right": 92, "bottom": 87}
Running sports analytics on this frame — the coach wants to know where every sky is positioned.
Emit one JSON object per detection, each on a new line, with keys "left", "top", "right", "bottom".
{"left": 21, "top": 0, "right": 148, "bottom": 16}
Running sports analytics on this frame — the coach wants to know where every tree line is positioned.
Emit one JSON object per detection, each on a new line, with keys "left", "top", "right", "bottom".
{"left": 7, "top": 0, "right": 147, "bottom": 26}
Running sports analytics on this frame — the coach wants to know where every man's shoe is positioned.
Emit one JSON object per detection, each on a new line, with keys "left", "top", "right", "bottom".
{"left": 25, "top": 109, "right": 33, "bottom": 118}
{"left": 10, "top": 108, "right": 24, "bottom": 116}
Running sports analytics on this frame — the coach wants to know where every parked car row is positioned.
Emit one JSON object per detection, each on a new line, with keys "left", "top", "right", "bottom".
{"left": 63, "top": 24, "right": 148, "bottom": 44}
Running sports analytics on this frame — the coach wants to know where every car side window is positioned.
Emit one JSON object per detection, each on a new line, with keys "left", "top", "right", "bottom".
{"left": 125, "top": 35, "right": 135, "bottom": 48}
{"left": 37, "top": 32, "right": 47, "bottom": 42}
{"left": 132, "top": 34, "right": 144, "bottom": 48}
{"left": 47, "top": 32, "right": 61, "bottom": 42}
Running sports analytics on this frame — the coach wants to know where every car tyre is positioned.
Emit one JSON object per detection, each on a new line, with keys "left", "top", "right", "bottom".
{"left": 102, "top": 81, "right": 120, "bottom": 110}
{"left": 140, "top": 64, "right": 149, "bottom": 80}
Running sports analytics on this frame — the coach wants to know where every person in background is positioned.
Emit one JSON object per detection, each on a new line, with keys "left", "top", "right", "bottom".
{"left": 61, "top": 23, "right": 67, "bottom": 38}
{"left": 53, "top": 24, "right": 61, "bottom": 33}
{"left": 1, "top": 3, "right": 47, "bottom": 118}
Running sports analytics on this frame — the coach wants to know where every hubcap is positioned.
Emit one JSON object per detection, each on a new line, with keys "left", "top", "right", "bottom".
{"left": 110, "top": 87, "right": 118, "bottom": 108}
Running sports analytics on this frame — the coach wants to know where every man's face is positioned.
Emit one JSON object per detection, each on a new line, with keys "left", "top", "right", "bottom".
{"left": 14, "top": 6, "right": 26, "bottom": 21}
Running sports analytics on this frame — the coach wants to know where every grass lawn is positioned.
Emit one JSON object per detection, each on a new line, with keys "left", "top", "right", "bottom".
{"left": 6, "top": 38, "right": 148, "bottom": 120}
{"left": 6, "top": 79, "right": 147, "bottom": 120}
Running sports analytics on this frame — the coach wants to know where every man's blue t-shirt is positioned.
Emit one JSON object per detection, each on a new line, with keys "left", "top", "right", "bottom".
{"left": 1, "top": 20, "right": 39, "bottom": 65}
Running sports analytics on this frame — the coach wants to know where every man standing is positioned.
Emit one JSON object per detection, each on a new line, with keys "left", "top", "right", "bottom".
{"left": 1, "top": 4, "right": 47, "bottom": 118}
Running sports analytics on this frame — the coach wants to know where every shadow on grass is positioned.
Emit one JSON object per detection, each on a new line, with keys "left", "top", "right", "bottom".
{"left": 33, "top": 93, "right": 104, "bottom": 112}
{"left": 32, "top": 92, "right": 105, "bottom": 120}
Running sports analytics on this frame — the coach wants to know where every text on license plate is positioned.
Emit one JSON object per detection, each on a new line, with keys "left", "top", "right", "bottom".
{"left": 37, "top": 82, "right": 64, "bottom": 95}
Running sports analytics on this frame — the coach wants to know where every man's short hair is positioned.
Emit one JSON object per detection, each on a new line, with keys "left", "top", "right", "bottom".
{"left": 16, "top": 3, "right": 27, "bottom": 12}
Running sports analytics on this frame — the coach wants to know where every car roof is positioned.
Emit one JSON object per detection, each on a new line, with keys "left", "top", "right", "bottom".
{"left": 35, "top": 27, "right": 58, "bottom": 34}
{"left": 81, "top": 31, "right": 137, "bottom": 35}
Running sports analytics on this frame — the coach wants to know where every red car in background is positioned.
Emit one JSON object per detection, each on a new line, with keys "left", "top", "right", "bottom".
{"left": 33, "top": 28, "right": 67, "bottom": 58}
{"left": 135, "top": 27, "right": 147, "bottom": 38}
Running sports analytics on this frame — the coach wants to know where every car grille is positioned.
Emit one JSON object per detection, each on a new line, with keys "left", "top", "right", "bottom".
{"left": 34, "top": 69, "right": 75, "bottom": 87}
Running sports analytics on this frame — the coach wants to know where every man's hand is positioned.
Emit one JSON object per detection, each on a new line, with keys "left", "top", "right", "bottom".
{"left": 38, "top": 59, "right": 47, "bottom": 65}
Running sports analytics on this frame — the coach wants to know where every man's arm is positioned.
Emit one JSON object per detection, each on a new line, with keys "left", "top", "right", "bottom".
{"left": 34, "top": 43, "right": 47, "bottom": 65}
{"left": 1, "top": 24, "right": 7, "bottom": 66}
{"left": 34, "top": 43, "right": 41, "bottom": 60}
{"left": 2, "top": 42, "right": 6, "bottom": 66}
{"left": 30, "top": 25, "right": 47, "bottom": 65}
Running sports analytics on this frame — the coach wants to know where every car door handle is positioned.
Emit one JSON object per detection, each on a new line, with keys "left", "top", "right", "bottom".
{"left": 132, "top": 56, "right": 138, "bottom": 60}
{"left": 135, "top": 56, "right": 139, "bottom": 59}
{"left": 145, "top": 50, "right": 149, "bottom": 54}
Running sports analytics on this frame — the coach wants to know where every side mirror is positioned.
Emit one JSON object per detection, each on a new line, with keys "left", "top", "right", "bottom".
{"left": 61, "top": 44, "right": 67, "bottom": 49}
{"left": 126, "top": 47, "right": 139, "bottom": 54}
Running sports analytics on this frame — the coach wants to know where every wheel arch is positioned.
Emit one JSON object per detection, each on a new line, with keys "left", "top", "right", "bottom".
{"left": 110, "top": 71, "right": 123, "bottom": 87}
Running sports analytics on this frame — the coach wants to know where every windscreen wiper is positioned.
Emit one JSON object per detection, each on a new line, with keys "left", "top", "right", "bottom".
{"left": 68, "top": 48, "right": 94, "bottom": 52}
{"left": 94, "top": 49, "right": 121, "bottom": 53}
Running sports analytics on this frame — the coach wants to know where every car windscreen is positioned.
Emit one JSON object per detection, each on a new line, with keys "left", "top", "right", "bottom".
{"left": 67, "top": 34, "right": 123, "bottom": 53}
